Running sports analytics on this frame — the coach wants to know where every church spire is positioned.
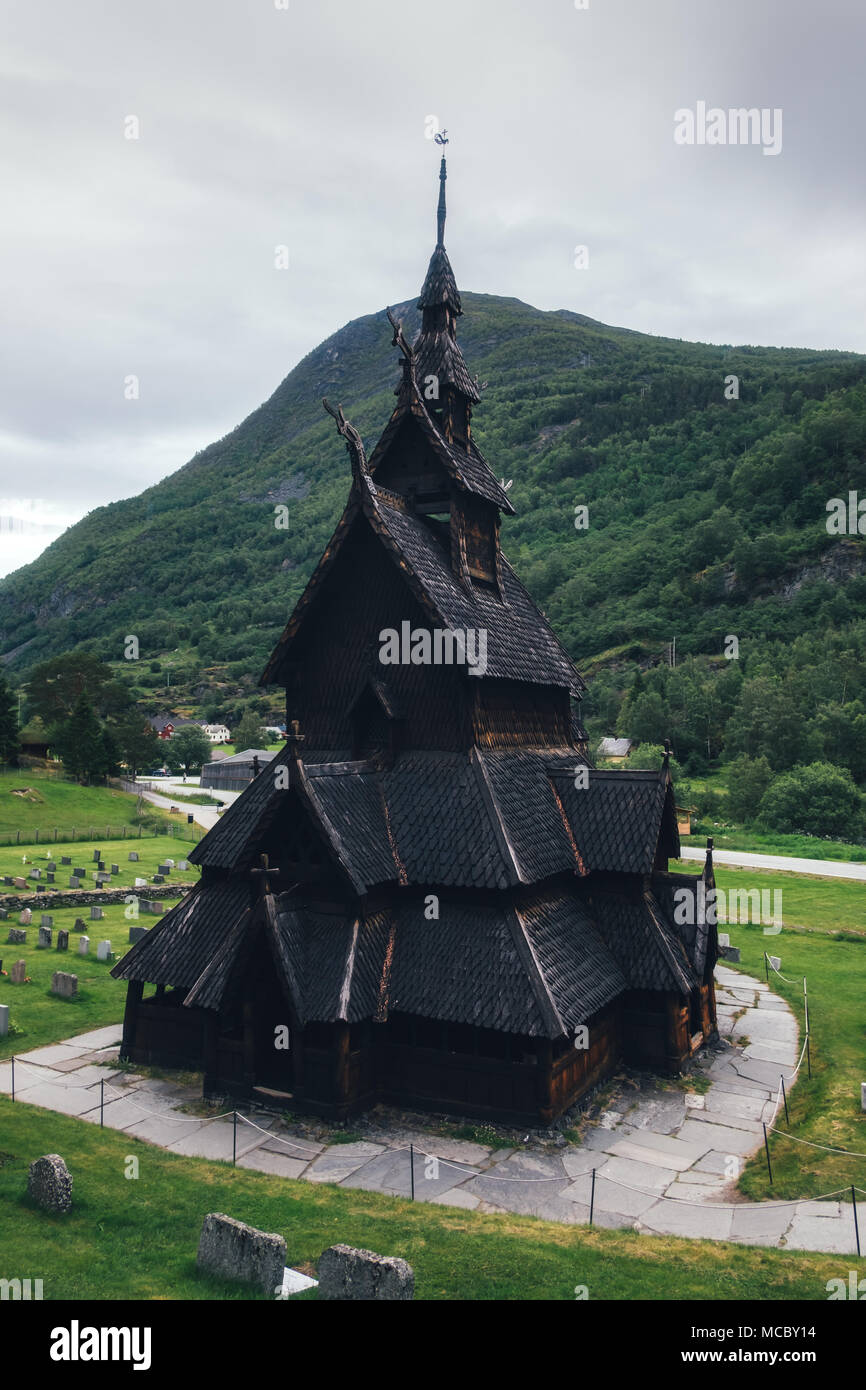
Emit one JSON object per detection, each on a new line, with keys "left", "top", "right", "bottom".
{"left": 436, "top": 154, "right": 447, "bottom": 247}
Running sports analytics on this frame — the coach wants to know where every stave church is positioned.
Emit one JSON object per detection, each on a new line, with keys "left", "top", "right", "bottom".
{"left": 114, "top": 158, "right": 719, "bottom": 1124}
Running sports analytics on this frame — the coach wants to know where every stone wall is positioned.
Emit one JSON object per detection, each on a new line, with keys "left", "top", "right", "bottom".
{"left": 0, "top": 884, "right": 193, "bottom": 913}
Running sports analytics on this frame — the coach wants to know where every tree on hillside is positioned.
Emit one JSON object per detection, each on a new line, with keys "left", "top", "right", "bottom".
{"left": 233, "top": 711, "right": 267, "bottom": 751}
{"left": 164, "top": 725, "right": 212, "bottom": 777}
{"left": 757, "top": 762, "right": 864, "bottom": 840}
{"left": 0, "top": 670, "right": 19, "bottom": 765}
{"left": 114, "top": 716, "right": 161, "bottom": 779}
{"left": 725, "top": 754, "right": 774, "bottom": 825}
{"left": 50, "top": 693, "right": 114, "bottom": 784}
{"left": 26, "top": 651, "right": 132, "bottom": 725}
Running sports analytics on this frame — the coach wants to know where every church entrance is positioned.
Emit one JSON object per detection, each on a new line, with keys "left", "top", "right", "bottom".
{"left": 247, "top": 949, "right": 295, "bottom": 1098}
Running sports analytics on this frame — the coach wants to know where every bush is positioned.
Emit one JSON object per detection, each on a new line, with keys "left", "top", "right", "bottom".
{"left": 757, "top": 762, "right": 864, "bottom": 840}
{"left": 726, "top": 754, "right": 774, "bottom": 824}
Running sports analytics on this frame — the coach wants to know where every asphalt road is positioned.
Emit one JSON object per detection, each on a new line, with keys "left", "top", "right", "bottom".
{"left": 680, "top": 845, "right": 866, "bottom": 881}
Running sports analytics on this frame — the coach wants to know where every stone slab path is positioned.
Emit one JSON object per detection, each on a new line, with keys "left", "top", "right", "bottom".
{"left": 1, "top": 968, "right": 861, "bottom": 1256}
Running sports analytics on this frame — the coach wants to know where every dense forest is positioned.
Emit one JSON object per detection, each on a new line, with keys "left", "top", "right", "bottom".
{"left": 1, "top": 292, "right": 865, "bottom": 832}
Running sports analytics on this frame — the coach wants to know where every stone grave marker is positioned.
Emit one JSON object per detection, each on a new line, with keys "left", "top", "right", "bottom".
{"left": 97, "top": 861, "right": 106, "bottom": 872}
{"left": 51, "top": 971, "right": 78, "bottom": 999}
{"left": 57, "top": 930, "right": 69, "bottom": 951}
{"left": 19, "top": 908, "right": 32, "bottom": 926}
{"left": 196, "top": 1213, "right": 286, "bottom": 1296}
{"left": 0, "top": 906, "right": 8, "bottom": 920}
{"left": 129, "top": 925, "right": 147, "bottom": 944}
{"left": 157, "top": 863, "right": 171, "bottom": 876}
{"left": 13, "top": 877, "right": 27, "bottom": 889}
{"left": 768, "top": 955, "right": 781, "bottom": 972}
{"left": 61, "top": 856, "right": 72, "bottom": 866}
{"left": 0, "top": 1003, "right": 8, "bottom": 1037}
{"left": 90, "top": 906, "right": 104, "bottom": 921}
{"left": 96, "top": 940, "right": 112, "bottom": 961}
{"left": 7, "top": 928, "right": 26, "bottom": 945}
{"left": 46, "top": 861, "right": 57, "bottom": 873}
{"left": 29, "top": 868, "right": 41, "bottom": 880}
{"left": 37, "top": 926, "right": 52, "bottom": 949}
{"left": 152, "top": 875, "right": 165, "bottom": 884}
{"left": 111, "top": 864, "right": 119, "bottom": 875}
{"left": 178, "top": 860, "right": 190, "bottom": 872}
{"left": 78, "top": 936, "right": 90, "bottom": 955}
{"left": 69, "top": 877, "right": 80, "bottom": 888}
{"left": 11, "top": 960, "right": 27, "bottom": 983}
{"left": 41, "top": 914, "right": 53, "bottom": 928}
{"left": 93, "top": 850, "right": 101, "bottom": 862}
{"left": 74, "top": 868, "right": 87, "bottom": 879}
{"left": 128, "top": 851, "right": 139, "bottom": 861}
{"left": 46, "top": 872, "right": 55, "bottom": 884}
{"left": 134, "top": 877, "right": 147, "bottom": 887}
{"left": 317, "top": 1245, "right": 415, "bottom": 1301}
{"left": 164, "top": 859, "right": 175, "bottom": 869}
{"left": 27, "top": 1155, "right": 73, "bottom": 1213}
{"left": 73, "top": 918, "right": 86, "bottom": 931}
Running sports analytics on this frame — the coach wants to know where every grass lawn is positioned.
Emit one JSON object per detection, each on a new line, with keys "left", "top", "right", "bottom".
{"left": 683, "top": 826, "right": 866, "bottom": 863}
{"left": 675, "top": 861, "right": 866, "bottom": 1201}
{"left": 0, "top": 768, "right": 169, "bottom": 840}
{"left": 0, "top": 1099, "right": 856, "bottom": 1301}
{"left": 0, "top": 836, "right": 201, "bottom": 1060}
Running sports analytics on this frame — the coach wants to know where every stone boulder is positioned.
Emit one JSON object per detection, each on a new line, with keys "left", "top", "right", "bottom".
{"left": 317, "top": 1244, "right": 415, "bottom": 1300}
{"left": 196, "top": 1213, "right": 286, "bottom": 1296}
{"left": 27, "top": 1154, "right": 73, "bottom": 1213}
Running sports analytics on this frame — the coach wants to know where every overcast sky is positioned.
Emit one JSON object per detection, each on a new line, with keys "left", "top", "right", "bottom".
{"left": 1, "top": 0, "right": 864, "bottom": 577}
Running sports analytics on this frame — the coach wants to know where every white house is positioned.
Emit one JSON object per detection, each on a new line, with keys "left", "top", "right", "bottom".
{"left": 200, "top": 723, "right": 231, "bottom": 744}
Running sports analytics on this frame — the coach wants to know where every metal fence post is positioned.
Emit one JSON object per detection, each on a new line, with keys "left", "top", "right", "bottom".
{"left": 763, "top": 1123, "right": 773, "bottom": 1184}
{"left": 589, "top": 1167, "right": 596, "bottom": 1226}
{"left": 853, "top": 1186, "right": 861, "bottom": 1258}
{"left": 410, "top": 1144, "right": 415, "bottom": 1200}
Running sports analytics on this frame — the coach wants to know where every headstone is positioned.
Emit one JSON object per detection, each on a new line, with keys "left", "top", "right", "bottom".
{"left": 718, "top": 932, "right": 730, "bottom": 948}
{"left": 3, "top": 875, "right": 12, "bottom": 885}
{"left": 74, "top": 868, "right": 87, "bottom": 879}
{"left": 46, "top": 872, "right": 55, "bottom": 884}
{"left": 178, "top": 860, "right": 190, "bottom": 872}
{"left": 19, "top": 909, "right": 32, "bottom": 926}
{"left": 51, "top": 971, "right": 78, "bottom": 999}
{"left": 78, "top": 936, "right": 90, "bottom": 955}
{"left": 57, "top": 930, "right": 69, "bottom": 951}
{"left": 157, "top": 864, "right": 171, "bottom": 876}
{"left": 90, "top": 906, "right": 104, "bottom": 921}
{"left": 128, "top": 851, "right": 139, "bottom": 861}
{"left": 164, "top": 859, "right": 175, "bottom": 869}
{"left": 29, "top": 868, "right": 41, "bottom": 880}
{"left": 27, "top": 1155, "right": 73, "bottom": 1213}
{"left": 13, "top": 877, "right": 27, "bottom": 889}
{"left": 720, "top": 945, "right": 741, "bottom": 963}
{"left": 46, "top": 862, "right": 57, "bottom": 873}
{"left": 96, "top": 940, "right": 112, "bottom": 961}
{"left": 134, "top": 877, "right": 147, "bottom": 888}
{"left": 61, "top": 856, "right": 72, "bottom": 866}
{"left": 11, "top": 960, "right": 26, "bottom": 983}
{"left": 7, "top": 928, "right": 27, "bottom": 945}
{"left": 96, "top": 873, "right": 111, "bottom": 884}
{"left": 69, "top": 877, "right": 80, "bottom": 888}
{"left": 40, "top": 914, "right": 53, "bottom": 928}
{"left": 0, "top": 1003, "right": 8, "bottom": 1037}
{"left": 317, "top": 1245, "right": 415, "bottom": 1301}
{"left": 153, "top": 875, "right": 165, "bottom": 884}
{"left": 97, "top": 861, "right": 106, "bottom": 872}
{"left": 129, "top": 925, "right": 147, "bottom": 944}
{"left": 768, "top": 955, "right": 781, "bottom": 972}
{"left": 37, "top": 926, "right": 52, "bottom": 949}
{"left": 0, "top": 907, "right": 7, "bottom": 920}
{"left": 73, "top": 918, "right": 86, "bottom": 931}
{"left": 196, "top": 1213, "right": 286, "bottom": 1296}
{"left": 111, "top": 864, "right": 119, "bottom": 875}
{"left": 93, "top": 850, "right": 101, "bottom": 862}
{"left": 145, "top": 901, "right": 165, "bottom": 916}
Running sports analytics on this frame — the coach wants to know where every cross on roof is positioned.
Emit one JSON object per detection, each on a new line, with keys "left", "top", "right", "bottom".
{"left": 250, "top": 853, "right": 280, "bottom": 899}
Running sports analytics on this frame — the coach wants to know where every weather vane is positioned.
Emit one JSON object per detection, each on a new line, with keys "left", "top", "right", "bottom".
{"left": 434, "top": 129, "right": 448, "bottom": 147}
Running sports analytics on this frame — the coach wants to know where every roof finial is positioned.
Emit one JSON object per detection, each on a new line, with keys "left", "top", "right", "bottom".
{"left": 434, "top": 130, "right": 448, "bottom": 246}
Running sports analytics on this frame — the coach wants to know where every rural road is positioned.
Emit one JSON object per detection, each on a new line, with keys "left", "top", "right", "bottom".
{"left": 680, "top": 846, "right": 866, "bottom": 882}
{"left": 135, "top": 781, "right": 241, "bottom": 832}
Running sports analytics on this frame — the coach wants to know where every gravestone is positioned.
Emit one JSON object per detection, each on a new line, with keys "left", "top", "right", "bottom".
{"left": 128, "top": 851, "right": 140, "bottom": 861}
{"left": 57, "top": 930, "right": 69, "bottom": 951}
{"left": 61, "top": 856, "right": 72, "bottom": 866}
{"left": 73, "top": 918, "right": 86, "bottom": 932}
{"left": 19, "top": 909, "right": 32, "bottom": 926}
{"left": 29, "top": 868, "right": 41, "bottom": 880}
{"left": 46, "top": 872, "right": 55, "bottom": 884}
{"left": 134, "top": 877, "right": 147, "bottom": 888}
{"left": 27, "top": 1155, "right": 73, "bottom": 1213}
{"left": 164, "top": 859, "right": 175, "bottom": 869}
{"left": 46, "top": 862, "right": 57, "bottom": 873}
{"left": 129, "top": 925, "right": 147, "bottom": 944}
{"left": 96, "top": 873, "right": 111, "bottom": 884}
{"left": 196, "top": 1213, "right": 286, "bottom": 1296}
{"left": 97, "top": 862, "right": 106, "bottom": 872}
{"left": 51, "top": 971, "right": 78, "bottom": 999}
{"left": 317, "top": 1245, "right": 415, "bottom": 1301}
{"left": 111, "top": 864, "right": 119, "bottom": 875}
{"left": 78, "top": 936, "right": 90, "bottom": 955}
{"left": 0, "top": 907, "right": 7, "bottom": 920}
{"left": 11, "top": 960, "right": 26, "bottom": 983}
{"left": 93, "top": 850, "right": 101, "bottom": 862}
{"left": 96, "top": 940, "right": 112, "bottom": 962}
{"left": 37, "top": 926, "right": 52, "bottom": 949}
{"left": 144, "top": 901, "right": 165, "bottom": 916}
{"left": 861, "top": 1082, "right": 866, "bottom": 1114}
{"left": 157, "top": 864, "right": 171, "bottom": 876}
{"left": 768, "top": 955, "right": 781, "bottom": 972}
{"left": 7, "top": 928, "right": 26, "bottom": 945}
{"left": 153, "top": 875, "right": 165, "bottom": 884}
{"left": 74, "top": 868, "right": 87, "bottom": 879}
{"left": 3, "top": 875, "right": 12, "bottom": 885}
{"left": 13, "top": 877, "right": 27, "bottom": 889}
{"left": 69, "top": 877, "right": 80, "bottom": 888}
{"left": 90, "top": 906, "right": 104, "bottom": 921}
{"left": 0, "top": 1003, "right": 8, "bottom": 1037}
{"left": 720, "top": 944, "right": 741, "bottom": 962}
{"left": 41, "top": 914, "right": 53, "bottom": 928}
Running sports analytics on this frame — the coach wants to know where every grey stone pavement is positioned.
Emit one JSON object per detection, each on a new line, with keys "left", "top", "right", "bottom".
{"left": 1, "top": 966, "right": 861, "bottom": 1256}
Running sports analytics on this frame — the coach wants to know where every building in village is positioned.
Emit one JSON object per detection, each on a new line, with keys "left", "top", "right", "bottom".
{"left": 114, "top": 159, "right": 719, "bottom": 1124}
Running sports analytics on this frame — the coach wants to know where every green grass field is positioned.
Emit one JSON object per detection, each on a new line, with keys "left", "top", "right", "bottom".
{"left": 683, "top": 826, "right": 866, "bottom": 862}
{"left": 0, "top": 1099, "right": 856, "bottom": 1301}
{"left": 0, "top": 769, "right": 164, "bottom": 838}
{"left": 0, "top": 835, "right": 200, "bottom": 1059}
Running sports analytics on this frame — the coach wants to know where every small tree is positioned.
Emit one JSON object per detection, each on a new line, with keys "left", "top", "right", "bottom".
{"left": 233, "top": 711, "right": 267, "bottom": 751}
{"left": 726, "top": 754, "right": 774, "bottom": 825}
{"left": 165, "top": 725, "right": 212, "bottom": 777}
{"left": 51, "top": 693, "right": 111, "bottom": 784}
{"left": 0, "top": 670, "right": 19, "bottom": 765}
{"left": 114, "top": 716, "right": 161, "bottom": 779}
{"left": 758, "top": 762, "right": 864, "bottom": 840}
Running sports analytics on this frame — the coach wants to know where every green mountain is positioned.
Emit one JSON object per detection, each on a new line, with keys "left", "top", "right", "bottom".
{"left": 3, "top": 292, "right": 866, "bottom": 776}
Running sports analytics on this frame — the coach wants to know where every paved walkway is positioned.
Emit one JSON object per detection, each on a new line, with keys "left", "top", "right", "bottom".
{"left": 680, "top": 846, "right": 866, "bottom": 881}
{"left": 1, "top": 968, "right": 860, "bottom": 1255}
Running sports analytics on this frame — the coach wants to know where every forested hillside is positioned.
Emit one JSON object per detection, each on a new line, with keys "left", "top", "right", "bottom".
{"left": 2, "top": 292, "right": 866, "bottom": 815}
